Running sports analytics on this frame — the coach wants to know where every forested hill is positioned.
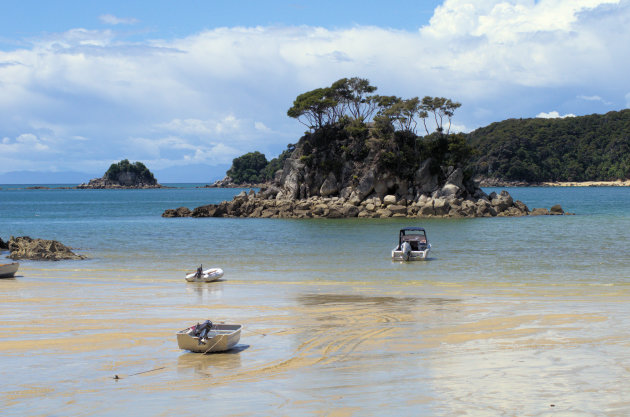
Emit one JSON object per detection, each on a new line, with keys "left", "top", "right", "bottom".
{"left": 467, "top": 109, "right": 630, "bottom": 182}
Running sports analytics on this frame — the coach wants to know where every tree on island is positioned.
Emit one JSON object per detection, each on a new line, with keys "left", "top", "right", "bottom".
{"left": 104, "top": 159, "right": 157, "bottom": 186}
{"left": 225, "top": 78, "right": 472, "bottom": 193}
{"left": 266, "top": 77, "right": 480, "bottom": 204}
{"left": 226, "top": 152, "right": 268, "bottom": 183}
{"left": 224, "top": 144, "right": 296, "bottom": 185}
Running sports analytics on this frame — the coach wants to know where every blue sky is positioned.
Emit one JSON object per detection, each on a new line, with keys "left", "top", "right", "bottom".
{"left": 1, "top": 0, "right": 629, "bottom": 183}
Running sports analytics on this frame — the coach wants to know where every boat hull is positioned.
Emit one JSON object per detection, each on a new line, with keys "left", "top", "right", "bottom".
{"left": 176, "top": 324, "right": 242, "bottom": 353}
{"left": 185, "top": 268, "right": 224, "bottom": 282}
{"left": 0, "top": 262, "right": 19, "bottom": 278}
{"left": 391, "top": 248, "right": 430, "bottom": 261}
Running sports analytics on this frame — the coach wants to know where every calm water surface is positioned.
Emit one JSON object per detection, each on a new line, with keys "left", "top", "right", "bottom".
{"left": 1, "top": 185, "right": 629, "bottom": 416}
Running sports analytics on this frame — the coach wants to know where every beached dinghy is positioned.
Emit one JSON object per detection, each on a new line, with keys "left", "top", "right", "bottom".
{"left": 392, "top": 227, "right": 431, "bottom": 261}
{"left": 176, "top": 320, "right": 242, "bottom": 353}
{"left": 185, "top": 266, "right": 224, "bottom": 282}
{"left": 0, "top": 262, "right": 19, "bottom": 278}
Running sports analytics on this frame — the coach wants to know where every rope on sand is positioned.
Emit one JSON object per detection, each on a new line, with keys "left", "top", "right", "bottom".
{"left": 242, "top": 328, "right": 267, "bottom": 337}
{"left": 113, "top": 366, "right": 167, "bottom": 380}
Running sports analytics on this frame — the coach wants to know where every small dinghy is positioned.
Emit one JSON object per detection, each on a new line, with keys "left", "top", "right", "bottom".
{"left": 0, "top": 262, "right": 19, "bottom": 278}
{"left": 185, "top": 265, "right": 224, "bottom": 282}
{"left": 177, "top": 320, "right": 242, "bottom": 353}
{"left": 392, "top": 227, "right": 431, "bottom": 261}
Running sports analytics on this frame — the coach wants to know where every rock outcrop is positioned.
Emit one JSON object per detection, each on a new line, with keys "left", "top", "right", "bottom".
{"left": 203, "top": 176, "right": 265, "bottom": 189}
{"left": 163, "top": 188, "right": 570, "bottom": 219}
{"left": 7, "top": 236, "right": 86, "bottom": 261}
{"left": 162, "top": 207, "right": 193, "bottom": 218}
{"left": 164, "top": 124, "right": 570, "bottom": 219}
{"left": 77, "top": 177, "right": 164, "bottom": 189}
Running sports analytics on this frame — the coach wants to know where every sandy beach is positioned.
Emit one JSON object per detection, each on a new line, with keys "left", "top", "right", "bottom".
{"left": 3, "top": 266, "right": 630, "bottom": 416}
{"left": 541, "top": 179, "right": 630, "bottom": 187}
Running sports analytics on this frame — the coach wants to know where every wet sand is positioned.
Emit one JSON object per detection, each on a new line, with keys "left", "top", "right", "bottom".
{"left": 3, "top": 269, "right": 630, "bottom": 416}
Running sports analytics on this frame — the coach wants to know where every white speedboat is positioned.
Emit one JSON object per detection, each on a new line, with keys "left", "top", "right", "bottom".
{"left": 176, "top": 320, "right": 242, "bottom": 353}
{"left": 392, "top": 227, "right": 431, "bottom": 261}
{"left": 0, "top": 262, "right": 19, "bottom": 278}
{"left": 185, "top": 267, "right": 224, "bottom": 282}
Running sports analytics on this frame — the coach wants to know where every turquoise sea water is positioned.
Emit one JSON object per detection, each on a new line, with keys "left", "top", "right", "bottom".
{"left": 2, "top": 185, "right": 630, "bottom": 416}
{"left": 1, "top": 184, "right": 629, "bottom": 284}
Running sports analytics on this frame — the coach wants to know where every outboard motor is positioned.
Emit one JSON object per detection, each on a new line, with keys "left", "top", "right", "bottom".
{"left": 401, "top": 241, "right": 412, "bottom": 261}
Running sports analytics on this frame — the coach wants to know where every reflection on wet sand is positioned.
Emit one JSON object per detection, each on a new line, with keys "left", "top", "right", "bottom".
{"left": 177, "top": 346, "right": 246, "bottom": 377}
{"left": 185, "top": 281, "right": 224, "bottom": 302}
{"left": 3, "top": 272, "right": 630, "bottom": 416}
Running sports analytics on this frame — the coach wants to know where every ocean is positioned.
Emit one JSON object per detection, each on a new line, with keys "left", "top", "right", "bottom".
{"left": 1, "top": 185, "right": 630, "bottom": 416}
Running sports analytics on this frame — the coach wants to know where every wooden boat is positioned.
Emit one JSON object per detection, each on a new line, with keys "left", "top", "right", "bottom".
{"left": 185, "top": 267, "right": 224, "bottom": 282}
{"left": 177, "top": 321, "right": 242, "bottom": 353}
{"left": 392, "top": 227, "right": 431, "bottom": 261}
{"left": 0, "top": 262, "right": 19, "bottom": 278}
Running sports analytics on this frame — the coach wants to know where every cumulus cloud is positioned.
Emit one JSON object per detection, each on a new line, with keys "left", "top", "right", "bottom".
{"left": 0, "top": 133, "right": 50, "bottom": 153}
{"left": 1, "top": 0, "right": 629, "bottom": 179}
{"left": 536, "top": 111, "right": 577, "bottom": 119}
{"left": 423, "top": 0, "right": 621, "bottom": 40}
{"left": 99, "top": 14, "right": 139, "bottom": 25}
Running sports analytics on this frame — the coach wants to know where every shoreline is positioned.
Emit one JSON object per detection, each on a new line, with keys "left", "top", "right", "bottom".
{"left": 478, "top": 179, "right": 630, "bottom": 187}
{"left": 540, "top": 180, "right": 630, "bottom": 187}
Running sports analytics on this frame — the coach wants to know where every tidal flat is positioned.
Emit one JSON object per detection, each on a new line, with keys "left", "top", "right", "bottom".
{"left": 3, "top": 267, "right": 630, "bottom": 416}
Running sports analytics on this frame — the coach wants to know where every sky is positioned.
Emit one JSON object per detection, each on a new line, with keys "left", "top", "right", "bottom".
{"left": 1, "top": 0, "right": 629, "bottom": 183}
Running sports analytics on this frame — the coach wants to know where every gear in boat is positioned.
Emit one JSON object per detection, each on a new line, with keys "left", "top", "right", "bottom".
{"left": 185, "top": 265, "right": 224, "bottom": 282}
{"left": 392, "top": 227, "right": 431, "bottom": 261}
{"left": 176, "top": 320, "right": 242, "bottom": 353}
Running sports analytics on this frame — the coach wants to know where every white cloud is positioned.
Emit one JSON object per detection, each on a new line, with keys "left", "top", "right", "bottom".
{"left": 0, "top": 133, "right": 50, "bottom": 153}
{"left": 1, "top": 0, "right": 629, "bottom": 179}
{"left": 536, "top": 111, "right": 576, "bottom": 119}
{"left": 254, "top": 122, "right": 271, "bottom": 132}
{"left": 578, "top": 95, "right": 612, "bottom": 105}
{"left": 99, "top": 14, "right": 139, "bottom": 25}
{"left": 625, "top": 92, "right": 630, "bottom": 107}
{"left": 423, "top": 0, "right": 620, "bottom": 40}
{"left": 579, "top": 95, "right": 603, "bottom": 101}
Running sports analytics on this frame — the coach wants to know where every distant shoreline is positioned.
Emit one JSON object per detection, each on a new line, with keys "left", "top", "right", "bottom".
{"left": 540, "top": 180, "right": 630, "bottom": 187}
{"left": 478, "top": 179, "right": 630, "bottom": 187}
{"left": 2, "top": 180, "right": 629, "bottom": 190}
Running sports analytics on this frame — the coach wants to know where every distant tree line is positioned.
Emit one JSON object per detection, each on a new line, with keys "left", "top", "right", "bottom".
{"left": 467, "top": 110, "right": 630, "bottom": 182}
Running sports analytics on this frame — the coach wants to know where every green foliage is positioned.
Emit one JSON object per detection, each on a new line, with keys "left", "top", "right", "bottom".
{"left": 343, "top": 118, "right": 369, "bottom": 139}
{"left": 287, "top": 77, "right": 462, "bottom": 143}
{"left": 419, "top": 96, "right": 461, "bottom": 135}
{"left": 256, "top": 77, "right": 471, "bottom": 191}
{"left": 227, "top": 151, "right": 268, "bottom": 184}
{"left": 287, "top": 88, "right": 338, "bottom": 130}
{"left": 287, "top": 77, "right": 385, "bottom": 129}
{"left": 467, "top": 110, "right": 630, "bottom": 182}
{"left": 104, "top": 159, "right": 157, "bottom": 185}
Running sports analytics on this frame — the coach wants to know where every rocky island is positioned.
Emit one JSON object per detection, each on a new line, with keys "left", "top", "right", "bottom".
{"left": 78, "top": 159, "right": 163, "bottom": 189}
{"left": 163, "top": 77, "right": 568, "bottom": 219}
